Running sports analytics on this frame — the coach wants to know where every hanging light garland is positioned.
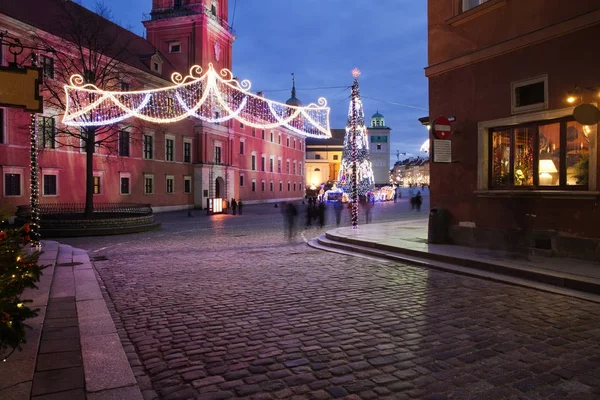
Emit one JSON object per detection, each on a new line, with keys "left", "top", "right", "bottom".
{"left": 29, "top": 114, "right": 40, "bottom": 247}
{"left": 62, "top": 63, "right": 331, "bottom": 138}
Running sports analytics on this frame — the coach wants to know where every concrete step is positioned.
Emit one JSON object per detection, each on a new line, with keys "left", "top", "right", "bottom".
{"left": 310, "top": 235, "right": 600, "bottom": 303}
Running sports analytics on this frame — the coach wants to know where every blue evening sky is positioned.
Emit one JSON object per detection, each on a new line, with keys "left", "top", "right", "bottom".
{"left": 79, "top": 0, "right": 429, "bottom": 163}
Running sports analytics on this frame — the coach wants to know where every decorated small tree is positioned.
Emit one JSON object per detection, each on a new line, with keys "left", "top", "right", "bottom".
{"left": 0, "top": 211, "right": 46, "bottom": 361}
{"left": 338, "top": 69, "right": 375, "bottom": 198}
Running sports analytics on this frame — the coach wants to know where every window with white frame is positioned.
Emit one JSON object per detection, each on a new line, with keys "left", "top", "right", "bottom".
{"left": 39, "top": 54, "right": 54, "bottom": 79}
{"left": 269, "top": 156, "right": 274, "bottom": 172}
{"left": 261, "top": 129, "right": 265, "bottom": 140}
{"left": 166, "top": 175, "right": 175, "bottom": 193}
{"left": 184, "top": 139, "right": 192, "bottom": 163}
{"left": 240, "top": 139, "right": 245, "bottom": 155}
{"left": 461, "top": 0, "right": 490, "bottom": 12}
{"left": 38, "top": 116, "right": 55, "bottom": 149}
{"left": 239, "top": 174, "right": 244, "bottom": 187}
{"left": 169, "top": 42, "right": 181, "bottom": 53}
{"left": 278, "top": 133, "right": 281, "bottom": 144}
{"left": 270, "top": 131, "right": 274, "bottom": 142}
{"left": 261, "top": 155, "right": 265, "bottom": 171}
{"left": 165, "top": 136, "right": 175, "bottom": 161}
{"left": 511, "top": 75, "right": 548, "bottom": 114}
{"left": 42, "top": 170, "right": 58, "bottom": 196}
{"left": 144, "top": 173, "right": 154, "bottom": 194}
{"left": 3, "top": 168, "right": 23, "bottom": 196}
{"left": 93, "top": 175, "right": 101, "bottom": 195}
{"left": 270, "top": 181, "right": 274, "bottom": 191}
{"left": 143, "top": 134, "right": 154, "bottom": 159}
{"left": 293, "top": 161, "right": 296, "bottom": 175}
{"left": 118, "top": 130, "right": 130, "bottom": 157}
{"left": 286, "top": 160, "right": 290, "bottom": 174}
{"left": 251, "top": 153, "right": 256, "bottom": 171}
{"left": 120, "top": 173, "right": 131, "bottom": 195}
{"left": 299, "top": 162, "right": 302, "bottom": 175}
{"left": 214, "top": 145, "right": 222, "bottom": 164}
{"left": 277, "top": 158, "right": 282, "bottom": 173}
{"left": 184, "top": 175, "right": 192, "bottom": 193}
{"left": 279, "top": 181, "right": 283, "bottom": 191}
{"left": 287, "top": 181, "right": 291, "bottom": 191}
{"left": 293, "top": 139, "right": 296, "bottom": 149}
{"left": 251, "top": 179, "right": 256, "bottom": 192}
{"left": 286, "top": 136, "right": 290, "bottom": 147}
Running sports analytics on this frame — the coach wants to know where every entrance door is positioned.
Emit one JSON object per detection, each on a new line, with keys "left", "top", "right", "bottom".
{"left": 215, "top": 177, "right": 225, "bottom": 198}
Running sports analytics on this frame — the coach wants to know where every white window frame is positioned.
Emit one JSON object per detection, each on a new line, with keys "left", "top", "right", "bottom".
{"left": 120, "top": 172, "right": 131, "bottom": 195}
{"left": 239, "top": 174, "right": 244, "bottom": 187}
{"left": 3, "top": 166, "right": 24, "bottom": 197}
{"left": 143, "top": 132, "right": 155, "bottom": 160}
{"left": 279, "top": 181, "right": 283, "bottom": 191}
{"left": 511, "top": 75, "right": 548, "bottom": 115}
{"left": 144, "top": 173, "right": 154, "bottom": 194}
{"left": 252, "top": 179, "right": 256, "bottom": 192}
{"left": 93, "top": 171, "right": 103, "bottom": 195}
{"left": 165, "top": 134, "right": 176, "bottom": 162}
{"left": 270, "top": 180, "right": 274, "bottom": 191}
{"left": 277, "top": 157, "right": 282, "bottom": 173}
{"left": 183, "top": 138, "right": 192, "bottom": 163}
{"left": 118, "top": 129, "right": 131, "bottom": 157}
{"left": 184, "top": 175, "right": 192, "bottom": 194}
{"left": 269, "top": 156, "right": 274, "bottom": 172}
{"left": 299, "top": 162, "right": 303, "bottom": 176}
{"left": 240, "top": 138, "right": 245, "bottom": 155}
{"left": 166, "top": 175, "right": 175, "bottom": 194}
{"left": 169, "top": 41, "right": 181, "bottom": 53}
{"left": 251, "top": 152, "right": 257, "bottom": 171}
{"left": 261, "top": 180, "right": 265, "bottom": 192}
{"left": 41, "top": 168, "right": 59, "bottom": 197}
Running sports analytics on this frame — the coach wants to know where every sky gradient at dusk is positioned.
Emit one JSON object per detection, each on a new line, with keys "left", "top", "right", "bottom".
{"left": 79, "top": 0, "right": 429, "bottom": 164}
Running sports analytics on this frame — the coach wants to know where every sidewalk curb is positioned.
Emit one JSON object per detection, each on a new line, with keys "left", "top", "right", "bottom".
{"left": 310, "top": 233, "right": 600, "bottom": 303}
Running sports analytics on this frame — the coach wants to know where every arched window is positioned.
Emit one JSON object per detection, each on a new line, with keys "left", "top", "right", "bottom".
{"left": 314, "top": 168, "right": 321, "bottom": 172}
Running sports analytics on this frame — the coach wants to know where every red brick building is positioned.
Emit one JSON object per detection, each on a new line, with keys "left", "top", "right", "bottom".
{"left": 0, "top": 0, "right": 306, "bottom": 213}
{"left": 426, "top": 1, "right": 600, "bottom": 259}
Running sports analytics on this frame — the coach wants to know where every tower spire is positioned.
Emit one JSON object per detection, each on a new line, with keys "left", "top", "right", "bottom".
{"left": 291, "top": 72, "right": 296, "bottom": 99}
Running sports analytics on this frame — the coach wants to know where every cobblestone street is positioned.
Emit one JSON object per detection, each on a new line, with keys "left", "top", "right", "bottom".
{"left": 64, "top": 205, "right": 600, "bottom": 400}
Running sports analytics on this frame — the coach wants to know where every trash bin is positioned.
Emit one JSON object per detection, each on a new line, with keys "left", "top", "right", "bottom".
{"left": 428, "top": 207, "right": 449, "bottom": 244}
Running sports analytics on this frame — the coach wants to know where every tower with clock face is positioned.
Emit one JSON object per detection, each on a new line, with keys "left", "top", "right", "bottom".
{"left": 144, "top": 0, "right": 234, "bottom": 74}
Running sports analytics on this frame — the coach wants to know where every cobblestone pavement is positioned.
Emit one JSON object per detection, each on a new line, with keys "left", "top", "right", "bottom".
{"left": 64, "top": 204, "right": 600, "bottom": 400}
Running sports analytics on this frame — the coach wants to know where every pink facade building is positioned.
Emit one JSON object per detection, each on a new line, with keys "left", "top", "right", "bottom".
{"left": 0, "top": 0, "right": 306, "bottom": 212}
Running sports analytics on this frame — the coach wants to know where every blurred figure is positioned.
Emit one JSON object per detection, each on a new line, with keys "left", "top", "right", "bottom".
{"left": 414, "top": 191, "right": 423, "bottom": 212}
{"left": 238, "top": 199, "right": 243, "bottom": 215}
{"left": 231, "top": 198, "right": 237, "bottom": 215}
{"left": 284, "top": 202, "right": 298, "bottom": 239}
{"left": 364, "top": 196, "right": 373, "bottom": 223}
{"left": 318, "top": 201, "right": 326, "bottom": 228}
{"left": 334, "top": 201, "right": 343, "bottom": 226}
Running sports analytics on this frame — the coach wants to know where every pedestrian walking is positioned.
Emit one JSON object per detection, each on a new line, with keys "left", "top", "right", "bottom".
{"left": 334, "top": 201, "right": 343, "bottom": 226}
{"left": 231, "top": 198, "right": 237, "bottom": 215}
{"left": 318, "top": 201, "right": 326, "bottom": 228}
{"left": 238, "top": 199, "right": 243, "bottom": 215}
{"left": 364, "top": 197, "right": 373, "bottom": 224}
{"left": 393, "top": 189, "right": 397, "bottom": 203}
{"left": 415, "top": 191, "right": 423, "bottom": 212}
{"left": 284, "top": 202, "right": 298, "bottom": 239}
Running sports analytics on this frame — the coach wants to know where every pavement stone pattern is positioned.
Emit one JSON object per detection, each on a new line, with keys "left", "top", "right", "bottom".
{"left": 87, "top": 219, "right": 600, "bottom": 400}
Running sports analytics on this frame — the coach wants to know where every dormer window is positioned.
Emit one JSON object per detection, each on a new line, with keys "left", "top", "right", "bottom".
{"left": 169, "top": 42, "right": 181, "bottom": 53}
{"left": 211, "top": 0, "right": 217, "bottom": 16}
{"left": 153, "top": 62, "right": 159, "bottom": 71}
{"left": 150, "top": 53, "right": 163, "bottom": 74}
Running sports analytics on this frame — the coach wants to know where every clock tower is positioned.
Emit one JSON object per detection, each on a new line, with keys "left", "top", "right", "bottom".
{"left": 144, "top": 0, "right": 234, "bottom": 75}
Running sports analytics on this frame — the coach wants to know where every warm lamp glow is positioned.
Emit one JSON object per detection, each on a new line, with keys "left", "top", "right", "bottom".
{"left": 539, "top": 159, "right": 557, "bottom": 185}
{"left": 567, "top": 96, "right": 576, "bottom": 104}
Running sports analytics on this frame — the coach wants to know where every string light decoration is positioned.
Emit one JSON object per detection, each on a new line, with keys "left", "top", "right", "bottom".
{"left": 338, "top": 68, "right": 375, "bottom": 229}
{"left": 62, "top": 63, "right": 332, "bottom": 138}
{"left": 29, "top": 114, "right": 40, "bottom": 247}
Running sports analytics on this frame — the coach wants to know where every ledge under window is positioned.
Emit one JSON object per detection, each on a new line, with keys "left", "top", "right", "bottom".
{"left": 474, "top": 190, "right": 600, "bottom": 200}
{"left": 447, "top": 0, "right": 507, "bottom": 27}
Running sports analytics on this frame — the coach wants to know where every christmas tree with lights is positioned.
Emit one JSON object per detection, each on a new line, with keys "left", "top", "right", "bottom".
{"left": 338, "top": 69, "right": 375, "bottom": 199}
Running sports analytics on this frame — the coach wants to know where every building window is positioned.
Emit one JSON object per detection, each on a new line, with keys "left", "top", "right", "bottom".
{"left": 270, "top": 131, "right": 274, "bottom": 142}
{"left": 299, "top": 183, "right": 302, "bottom": 192}
{"left": 261, "top": 156, "right": 265, "bottom": 171}
{"left": 239, "top": 175, "right": 244, "bottom": 187}
{"left": 43, "top": 174, "right": 57, "bottom": 196}
{"left": 144, "top": 174, "right": 154, "bottom": 194}
{"left": 214, "top": 146, "right": 221, "bottom": 164}
{"left": 489, "top": 118, "right": 589, "bottom": 189}
{"left": 93, "top": 176, "right": 101, "bottom": 194}
{"left": 511, "top": 75, "right": 548, "bottom": 114}
{"left": 293, "top": 139, "right": 296, "bottom": 149}
{"left": 240, "top": 122, "right": 244, "bottom": 129}
{"left": 293, "top": 161, "right": 296, "bottom": 175}
{"left": 294, "top": 182, "right": 296, "bottom": 191}
{"left": 252, "top": 128, "right": 256, "bottom": 137}
{"left": 120, "top": 176, "right": 130, "bottom": 195}
{"left": 38, "top": 116, "right": 55, "bottom": 149}
{"left": 315, "top": 154, "right": 321, "bottom": 160}
{"left": 240, "top": 141, "right": 244, "bottom": 155}
{"left": 270, "top": 181, "right": 274, "bottom": 191}
{"left": 261, "top": 181, "right": 265, "bottom": 191}
{"left": 377, "top": 143, "right": 382, "bottom": 150}
{"left": 286, "top": 137, "right": 290, "bottom": 147}
{"left": 143, "top": 134, "right": 154, "bottom": 159}
{"left": 286, "top": 161, "right": 290, "bottom": 174}
{"left": 120, "top": 81, "right": 130, "bottom": 91}
{"left": 40, "top": 55, "right": 54, "bottom": 79}
{"left": 277, "top": 159, "right": 282, "bottom": 173}
{"left": 169, "top": 42, "right": 181, "bottom": 53}
{"left": 211, "top": 0, "right": 217, "bottom": 15}
{"left": 118, "top": 130, "right": 130, "bottom": 157}
{"left": 261, "top": 129, "right": 265, "bottom": 140}
{"left": 166, "top": 175, "right": 174, "bottom": 194}
{"left": 153, "top": 62, "right": 160, "bottom": 72}
{"left": 278, "top": 133, "right": 281, "bottom": 144}
{"left": 279, "top": 181, "right": 283, "bottom": 191}
{"left": 165, "top": 138, "right": 174, "bottom": 161}
{"left": 251, "top": 154, "right": 256, "bottom": 171}
{"left": 252, "top": 180, "right": 256, "bottom": 192}
{"left": 287, "top": 182, "right": 291, "bottom": 191}
{"left": 184, "top": 176, "right": 192, "bottom": 193}
{"left": 184, "top": 140, "right": 192, "bottom": 163}
{"left": 269, "top": 157, "right": 274, "bottom": 172}
{"left": 4, "top": 173, "right": 21, "bottom": 196}
{"left": 461, "top": 0, "right": 490, "bottom": 12}
{"left": 0, "top": 108, "right": 5, "bottom": 144}
{"left": 332, "top": 155, "right": 338, "bottom": 161}
{"left": 299, "top": 162, "right": 302, "bottom": 175}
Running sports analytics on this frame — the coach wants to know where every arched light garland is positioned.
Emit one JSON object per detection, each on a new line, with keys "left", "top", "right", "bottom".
{"left": 62, "top": 63, "right": 331, "bottom": 138}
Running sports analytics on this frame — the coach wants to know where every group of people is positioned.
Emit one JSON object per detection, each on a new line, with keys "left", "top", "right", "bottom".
{"left": 230, "top": 198, "right": 243, "bottom": 215}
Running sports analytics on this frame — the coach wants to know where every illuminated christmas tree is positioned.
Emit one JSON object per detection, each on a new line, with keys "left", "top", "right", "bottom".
{"left": 338, "top": 69, "right": 375, "bottom": 199}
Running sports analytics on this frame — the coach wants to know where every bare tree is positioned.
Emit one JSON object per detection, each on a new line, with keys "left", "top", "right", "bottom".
{"left": 34, "top": 1, "right": 141, "bottom": 216}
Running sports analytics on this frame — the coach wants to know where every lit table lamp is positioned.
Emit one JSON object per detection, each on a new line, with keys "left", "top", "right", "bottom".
{"left": 539, "top": 159, "right": 557, "bottom": 185}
